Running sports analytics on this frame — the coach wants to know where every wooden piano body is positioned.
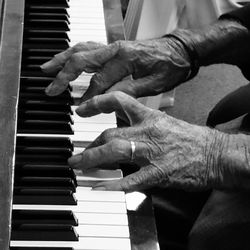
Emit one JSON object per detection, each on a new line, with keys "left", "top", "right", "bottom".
{"left": 0, "top": 0, "right": 159, "bottom": 249}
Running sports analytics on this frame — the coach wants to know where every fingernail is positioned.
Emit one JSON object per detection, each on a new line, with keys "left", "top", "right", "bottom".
{"left": 45, "top": 83, "right": 53, "bottom": 95}
{"left": 45, "top": 83, "right": 60, "bottom": 96}
{"left": 40, "top": 61, "right": 52, "bottom": 71}
{"left": 92, "top": 186, "right": 106, "bottom": 191}
{"left": 68, "top": 154, "right": 82, "bottom": 165}
{"left": 76, "top": 103, "right": 87, "bottom": 115}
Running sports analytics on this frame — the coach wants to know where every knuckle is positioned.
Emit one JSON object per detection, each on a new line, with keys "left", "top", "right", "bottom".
{"left": 114, "top": 40, "right": 126, "bottom": 53}
{"left": 109, "top": 90, "right": 125, "bottom": 100}
{"left": 72, "top": 42, "right": 85, "bottom": 52}
{"left": 91, "top": 95, "right": 100, "bottom": 107}
{"left": 89, "top": 74, "right": 106, "bottom": 91}
{"left": 114, "top": 40, "right": 123, "bottom": 49}
{"left": 70, "top": 53, "right": 81, "bottom": 65}
{"left": 91, "top": 73, "right": 105, "bottom": 84}
{"left": 100, "top": 128, "right": 116, "bottom": 143}
{"left": 53, "top": 53, "right": 62, "bottom": 63}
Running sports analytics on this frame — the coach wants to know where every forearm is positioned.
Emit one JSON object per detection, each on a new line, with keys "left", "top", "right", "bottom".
{"left": 207, "top": 131, "right": 250, "bottom": 191}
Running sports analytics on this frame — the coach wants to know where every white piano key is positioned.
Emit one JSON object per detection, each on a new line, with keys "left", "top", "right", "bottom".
{"left": 75, "top": 168, "right": 122, "bottom": 181}
{"left": 11, "top": 238, "right": 131, "bottom": 250}
{"left": 76, "top": 224, "right": 129, "bottom": 238}
{"left": 75, "top": 169, "right": 122, "bottom": 186}
{"left": 75, "top": 188, "right": 125, "bottom": 202}
{"left": 73, "top": 122, "right": 116, "bottom": 132}
{"left": 71, "top": 107, "right": 116, "bottom": 124}
{"left": 69, "top": 23, "right": 106, "bottom": 29}
{"left": 73, "top": 147, "right": 85, "bottom": 154}
{"left": 75, "top": 212, "right": 128, "bottom": 226}
{"left": 13, "top": 201, "right": 127, "bottom": 213}
{"left": 71, "top": 131, "right": 102, "bottom": 142}
{"left": 69, "top": 19, "right": 106, "bottom": 25}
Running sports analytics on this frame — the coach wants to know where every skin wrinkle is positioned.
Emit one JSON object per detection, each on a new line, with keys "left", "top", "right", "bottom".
{"left": 68, "top": 92, "right": 250, "bottom": 192}
{"left": 44, "top": 34, "right": 193, "bottom": 98}
{"left": 218, "top": 134, "right": 250, "bottom": 189}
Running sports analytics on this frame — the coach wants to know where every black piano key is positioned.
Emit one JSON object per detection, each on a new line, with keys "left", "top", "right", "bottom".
{"left": 21, "top": 66, "right": 56, "bottom": 77}
{"left": 13, "top": 189, "right": 77, "bottom": 205}
{"left": 11, "top": 248, "right": 73, "bottom": 250}
{"left": 18, "top": 100, "right": 72, "bottom": 113}
{"left": 11, "top": 224, "right": 78, "bottom": 241}
{"left": 23, "top": 40, "right": 69, "bottom": 50}
{"left": 21, "top": 64, "right": 57, "bottom": 77}
{"left": 21, "top": 56, "right": 53, "bottom": 65}
{"left": 15, "top": 164, "right": 76, "bottom": 180}
{"left": 26, "top": 6, "right": 69, "bottom": 15}
{"left": 19, "top": 98, "right": 72, "bottom": 107}
{"left": 26, "top": 0, "right": 69, "bottom": 8}
{"left": 12, "top": 210, "right": 78, "bottom": 226}
{"left": 19, "top": 77, "right": 73, "bottom": 91}
{"left": 20, "top": 76, "right": 54, "bottom": 87}
{"left": 26, "top": 12, "right": 69, "bottom": 22}
{"left": 24, "top": 29, "right": 70, "bottom": 41}
{"left": 15, "top": 154, "right": 69, "bottom": 166}
{"left": 14, "top": 177, "right": 76, "bottom": 191}
{"left": 25, "top": 19, "right": 70, "bottom": 31}
{"left": 18, "top": 110, "right": 74, "bottom": 124}
{"left": 22, "top": 48, "right": 64, "bottom": 58}
{"left": 16, "top": 136, "right": 73, "bottom": 150}
{"left": 19, "top": 91, "right": 73, "bottom": 104}
{"left": 17, "top": 119, "right": 74, "bottom": 134}
{"left": 16, "top": 146, "right": 72, "bottom": 157}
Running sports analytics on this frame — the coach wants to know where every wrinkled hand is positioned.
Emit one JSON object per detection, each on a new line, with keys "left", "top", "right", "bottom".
{"left": 42, "top": 38, "right": 191, "bottom": 101}
{"left": 68, "top": 91, "right": 223, "bottom": 192}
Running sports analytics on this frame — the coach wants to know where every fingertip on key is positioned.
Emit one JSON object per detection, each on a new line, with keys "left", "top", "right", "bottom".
{"left": 68, "top": 154, "right": 83, "bottom": 165}
{"left": 75, "top": 103, "right": 88, "bottom": 116}
{"left": 92, "top": 186, "right": 107, "bottom": 191}
{"left": 45, "top": 83, "right": 62, "bottom": 96}
{"left": 40, "top": 61, "right": 52, "bottom": 72}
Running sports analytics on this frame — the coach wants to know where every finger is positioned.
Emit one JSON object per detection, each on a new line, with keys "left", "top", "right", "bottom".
{"left": 41, "top": 41, "right": 105, "bottom": 73}
{"left": 68, "top": 139, "right": 131, "bottom": 170}
{"left": 92, "top": 165, "right": 162, "bottom": 192}
{"left": 80, "top": 58, "right": 133, "bottom": 102}
{"left": 107, "top": 73, "right": 168, "bottom": 98}
{"left": 76, "top": 91, "right": 151, "bottom": 125}
{"left": 85, "top": 126, "right": 137, "bottom": 150}
{"left": 45, "top": 43, "right": 120, "bottom": 96}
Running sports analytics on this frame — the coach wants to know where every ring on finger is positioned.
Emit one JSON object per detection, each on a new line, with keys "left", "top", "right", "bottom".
{"left": 130, "top": 141, "right": 136, "bottom": 162}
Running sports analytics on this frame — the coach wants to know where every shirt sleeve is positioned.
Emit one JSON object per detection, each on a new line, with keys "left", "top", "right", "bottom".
{"left": 219, "top": 4, "right": 250, "bottom": 30}
{"left": 220, "top": 3, "right": 250, "bottom": 80}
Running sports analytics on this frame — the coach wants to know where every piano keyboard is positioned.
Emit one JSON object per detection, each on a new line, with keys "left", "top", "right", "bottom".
{"left": 11, "top": 0, "right": 131, "bottom": 249}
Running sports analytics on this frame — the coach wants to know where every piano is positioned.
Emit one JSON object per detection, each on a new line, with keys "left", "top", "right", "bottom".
{"left": 0, "top": 0, "right": 159, "bottom": 249}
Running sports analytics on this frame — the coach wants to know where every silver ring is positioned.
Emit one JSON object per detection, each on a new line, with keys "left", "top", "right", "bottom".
{"left": 130, "top": 141, "right": 136, "bottom": 162}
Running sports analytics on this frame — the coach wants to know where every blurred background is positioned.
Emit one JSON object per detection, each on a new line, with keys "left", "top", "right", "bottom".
{"left": 121, "top": 0, "right": 250, "bottom": 131}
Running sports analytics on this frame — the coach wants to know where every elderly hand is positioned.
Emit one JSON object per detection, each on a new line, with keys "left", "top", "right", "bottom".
{"left": 67, "top": 91, "right": 229, "bottom": 192}
{"left": 41, "top": 38, "right": 191, "bottom": 101}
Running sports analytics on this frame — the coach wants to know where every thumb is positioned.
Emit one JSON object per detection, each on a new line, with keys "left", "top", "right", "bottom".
{"left": 76, "top": 91, "right": 151, "bottom": 125}
{"left": 92, "top": 165, "right": 162, "bottom": 192}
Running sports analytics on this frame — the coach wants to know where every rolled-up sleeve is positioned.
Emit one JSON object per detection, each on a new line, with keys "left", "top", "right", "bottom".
{"left": 220, "top": 4, "right": 250, "bottom": 30}
{"left": 220, "top": 4, "right": 250, "bottom": 80}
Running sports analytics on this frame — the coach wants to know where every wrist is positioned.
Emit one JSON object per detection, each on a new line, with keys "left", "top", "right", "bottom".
{"left": 206, "top": 130, "right": 250, "bottom": 190}
{"left": 163, "top": 34, "right": 199, "bottom": 82}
